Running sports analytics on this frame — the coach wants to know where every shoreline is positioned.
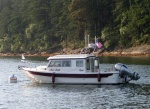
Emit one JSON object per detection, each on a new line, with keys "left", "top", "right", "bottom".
{"left": 0, "top": 51, "right": 150, "bottom": 57}
{"left": 100, "top": 51, "right": 150, "bottom": 57}
{"left": 0, "top": 45, "right": 150, "bottom": 57}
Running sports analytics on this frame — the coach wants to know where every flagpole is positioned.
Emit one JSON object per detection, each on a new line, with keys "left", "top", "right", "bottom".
{"left": 88, "top": 35, "right": 89, "bottom": 45}
{"left": 85, "top": 35, "right": 86, "bottom": 47}
{"left": 95, "top": 36, "right": 96, "bottom": 44}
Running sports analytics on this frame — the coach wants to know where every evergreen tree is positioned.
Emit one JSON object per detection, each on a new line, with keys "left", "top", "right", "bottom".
{"left": 0, "top": 0, "right": 149, "bottom": 53}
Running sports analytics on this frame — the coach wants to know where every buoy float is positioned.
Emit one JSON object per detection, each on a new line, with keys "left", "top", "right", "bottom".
{"left": 9, "top": 74, "right": 17, "bottom": 83}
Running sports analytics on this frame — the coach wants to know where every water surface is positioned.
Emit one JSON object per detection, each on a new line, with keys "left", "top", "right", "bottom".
{"left": 0, "top": 56, "right": 150, "bottom": 109}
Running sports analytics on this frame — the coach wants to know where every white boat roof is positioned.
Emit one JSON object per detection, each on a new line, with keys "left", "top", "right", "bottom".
{"left": 47, "top": 54, "right": 95, "bottom": 60}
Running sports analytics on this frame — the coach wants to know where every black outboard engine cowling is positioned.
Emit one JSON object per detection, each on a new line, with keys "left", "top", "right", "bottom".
{"left": 114, "top": 63, "right": 140, "bottom": 80}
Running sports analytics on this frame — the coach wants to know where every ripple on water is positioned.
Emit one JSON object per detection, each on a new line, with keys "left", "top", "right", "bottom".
{"left": 0, "top": 57, "right": 150, "bottom": 109}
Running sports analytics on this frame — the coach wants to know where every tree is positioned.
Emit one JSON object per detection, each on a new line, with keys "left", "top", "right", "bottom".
{"left": 0, "top": 0, "right": 149, "bottom": 53}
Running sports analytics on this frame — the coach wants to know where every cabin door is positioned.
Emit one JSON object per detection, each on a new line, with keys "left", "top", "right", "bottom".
{"left": 86, "top": 58, "right": 94, "bottom": 72}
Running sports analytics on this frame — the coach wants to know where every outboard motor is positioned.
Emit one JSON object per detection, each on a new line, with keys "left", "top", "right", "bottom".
{"left": 115, "top": 63, "right": 140, "bottom": 80}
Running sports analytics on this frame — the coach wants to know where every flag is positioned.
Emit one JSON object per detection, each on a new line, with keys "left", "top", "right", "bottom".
{"left": 96, "top": 42, "right": 103, "bottom": 48}
{"left": 95, "top": 37, "right": 103, "bottom": 48}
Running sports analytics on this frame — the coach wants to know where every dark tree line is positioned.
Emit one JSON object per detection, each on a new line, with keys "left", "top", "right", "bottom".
{"left": 0, "top": 0, "right": 149, "bottom": 53}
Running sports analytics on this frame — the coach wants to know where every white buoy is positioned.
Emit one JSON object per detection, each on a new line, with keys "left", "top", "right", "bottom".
{"left": 9, "top": 74, "right": 17, "bottom": 83}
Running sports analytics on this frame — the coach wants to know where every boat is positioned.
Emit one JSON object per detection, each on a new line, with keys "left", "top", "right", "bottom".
{"left": 18, "top": 54, "right": 140, "bottom": 84}
{"left": 18, "top": 36, "right": 140, "bottom": 84}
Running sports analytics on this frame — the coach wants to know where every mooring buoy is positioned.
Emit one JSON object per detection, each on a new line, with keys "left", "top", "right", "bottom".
{"left": 9, "top": 74, "right": 17, "bottom": 83}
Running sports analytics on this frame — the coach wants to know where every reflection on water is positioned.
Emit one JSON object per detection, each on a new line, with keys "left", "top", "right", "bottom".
{"left": 100, "top": 56, "right": 150, "bottom": 65}
{"left": 0, "top": 56, "right": 150, "bottom": 109}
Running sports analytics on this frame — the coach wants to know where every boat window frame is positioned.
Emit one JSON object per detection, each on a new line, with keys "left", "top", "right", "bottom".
{"left": 76, "top": 60, "right": 84, "bottom": 67}
{"left": 48, "top": 60, "right": 71, "bottom": 67}
{"left": 48, "top": 60, "right": 61, "bottom": 67}
{"left": 62, "top": 60, "right": 71, "bottom": 67}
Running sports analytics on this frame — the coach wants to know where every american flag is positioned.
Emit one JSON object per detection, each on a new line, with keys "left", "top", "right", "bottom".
{"left": 95, "top": 36, "right": 103, "bottom": 48}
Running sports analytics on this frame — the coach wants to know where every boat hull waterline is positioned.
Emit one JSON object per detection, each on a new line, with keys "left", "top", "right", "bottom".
{"left": 23, "top": 69, "right": 126, "bottom": 84}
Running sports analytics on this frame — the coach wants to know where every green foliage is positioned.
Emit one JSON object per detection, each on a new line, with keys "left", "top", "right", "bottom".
{"left": 101, "top": 27, "right": 119, "bottom": 50}
{"left": 0, "top": 36, "right": 11, "bottom": 52}
{"left": 114, "top": 0, "right": 150, "bottom": 47}
{"left": 0, "top": 0, "right": 149, "bottom": 53}
{"left": 11, "top": 34, "right": 22, "bottom": 52}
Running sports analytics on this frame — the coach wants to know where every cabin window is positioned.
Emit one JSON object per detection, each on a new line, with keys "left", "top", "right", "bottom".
{"left": 48, "top": 60, "right": 61, "bottom": 67}
{"left": 62, "top": 60, "right": 71, "bottom": 67}
{"left": 48, "top": 60, "right": 71, "bottom": 67}
{"left": 76, "top": 60, "right": 83, "bottom": 67}
{"left": 48, "top": 61, "right": 55, "bottom": 67}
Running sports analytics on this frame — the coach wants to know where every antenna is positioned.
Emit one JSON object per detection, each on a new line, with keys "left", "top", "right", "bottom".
{"left": 88, "top": 35, "right": 89, "bottom": 45}
{"left": 85, "top": 35, "right": 90, "bottom": 47}
{"left": 85, "top": 35, "right": 87, "bottom": 47}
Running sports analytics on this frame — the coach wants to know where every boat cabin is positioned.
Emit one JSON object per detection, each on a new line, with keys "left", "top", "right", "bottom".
{"left": 47, "top": 54, "right": 99, "bottom": 73}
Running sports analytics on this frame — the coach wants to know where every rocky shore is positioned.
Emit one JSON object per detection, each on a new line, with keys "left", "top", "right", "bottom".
{"left": 102, "top": 45, "right": 150, "bottom": 56}
{"left": 0, "top": 45, "right": 150, "bottom": 57}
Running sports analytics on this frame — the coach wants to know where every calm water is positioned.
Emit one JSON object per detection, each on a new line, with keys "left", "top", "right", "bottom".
{"left": 0, "top": 56, "right": 150, "bottom": 109}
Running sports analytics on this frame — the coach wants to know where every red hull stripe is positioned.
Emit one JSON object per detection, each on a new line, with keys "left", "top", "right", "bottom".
{"left": 28, "top": 71, "right": 113, "bottom": 78}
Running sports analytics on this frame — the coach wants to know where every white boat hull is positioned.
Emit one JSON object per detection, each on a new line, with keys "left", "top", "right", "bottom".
{"left": 23, "top": 69, "right": 126, "bottom": 84}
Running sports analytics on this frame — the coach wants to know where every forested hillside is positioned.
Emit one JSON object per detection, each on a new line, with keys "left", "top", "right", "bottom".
{"left": 0, "top": 0, "right": 149, "bottom": 53}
